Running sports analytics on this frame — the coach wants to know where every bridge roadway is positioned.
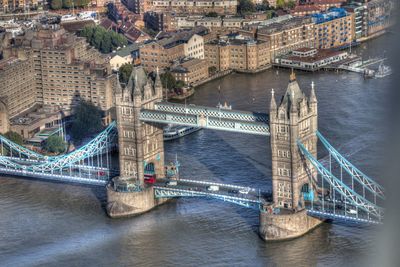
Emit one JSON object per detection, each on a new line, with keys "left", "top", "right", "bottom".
{"left": 153, "top": 178, "right": 272, "bottom": 209}
{"left": 306, "top": 200, "right": 382, "bottom": 224}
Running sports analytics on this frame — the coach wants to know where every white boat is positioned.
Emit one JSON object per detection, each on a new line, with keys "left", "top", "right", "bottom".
{"left": 163, "top": 125, "right": 201, "bottom": 141}
{"left": 374, "top": 62, "right": 392, "bottom": 78}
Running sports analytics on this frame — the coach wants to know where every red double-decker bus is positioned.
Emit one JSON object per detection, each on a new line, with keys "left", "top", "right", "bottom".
{"left": 144, "top": 174, "right": 156, "bottom": 184}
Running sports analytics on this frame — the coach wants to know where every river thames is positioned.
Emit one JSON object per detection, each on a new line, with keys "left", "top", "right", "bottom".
{"left": 0, "top": 35, "right": 392, "bottom": 266}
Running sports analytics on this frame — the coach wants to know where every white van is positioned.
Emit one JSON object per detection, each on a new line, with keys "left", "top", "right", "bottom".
{"left": 167, "top": 180, "right": 177, "bottom": 186}
{"left": 207, "top": 185, "right": 219, "bottom": 191}
{"left": 239, "top": 187, "right": 251, "bottom": 194}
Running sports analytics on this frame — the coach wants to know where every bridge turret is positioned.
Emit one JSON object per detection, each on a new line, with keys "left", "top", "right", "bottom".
{"left": 269, "top": 88, "right": 277, "bottom": 114}
{"left": 155, "top": 67, "right": 163, "bottom": 99}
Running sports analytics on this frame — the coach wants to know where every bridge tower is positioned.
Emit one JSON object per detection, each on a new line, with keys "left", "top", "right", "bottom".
{"left": 107, "top": 66, "right": 166, "bottom": 218}
{"left": 259, "top": 72, "right": 322, "bottom": 241}
{"left": 269, "top": 71, "right": 318, "bottom": 210}
{"left": 114, "top": 66, "right": 164, "bottom": 185}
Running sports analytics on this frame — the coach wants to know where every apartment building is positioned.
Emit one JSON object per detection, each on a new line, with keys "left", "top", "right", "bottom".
{"left": 311, "top": 8, "right": 355, "bottom": 49}
{"left": 366, "top": 0, "right": 393, "bottom": 37}
{"left": 241, "top": 17, "right": 315, "bottom": 62}
{"left": 170, "top": 58, "right": 209, "bottom": 85}
{"left": 151, "top": 0, "right": 237, "bottom": 15}
{"left": 0, "top": 25, "right": 117, "bottom": 134}
{"left": 144, "top": 11, "right": 178, "bottom": 32}
{"left": 205, "top": 35, "right": 270, "bottom": 72}
{"left": 140, "top": 27, "right": 207, "bottom": 72}
{"left": 0, "top": 54, "right": 36, "bottom": 118}
{"left": 0, "top": 0, "right": 39, "bottom": 12}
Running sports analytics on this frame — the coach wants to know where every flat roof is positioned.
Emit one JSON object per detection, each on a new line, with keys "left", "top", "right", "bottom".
{"left": 283, "top": 49, "right": 347, "bottom": 63}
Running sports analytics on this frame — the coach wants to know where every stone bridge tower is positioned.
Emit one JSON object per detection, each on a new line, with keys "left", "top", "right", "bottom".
{"left": 107, "top": 66, "right": 167, "bottom": 218}
{"left": 269, "top": 72, "right": 318, "bottom": 210}
{"left": 114, "top": 66, "right": 164, "bottom": 185}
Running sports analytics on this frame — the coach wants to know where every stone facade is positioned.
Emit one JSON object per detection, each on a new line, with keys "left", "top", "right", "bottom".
{"left": 151, "top": 0, "right": 238, "bottom": 15}
{"left": 244, "top": 17, "right": 315, "bottom": 62}
{"left": 259, "top": 209, "right": 323, "bottom": 241}
{"left": 205, "top": 36, "right": 270, "bottom": 72}
{"left": 170, "top": 58, "right": 209, "bottom": 85}
{"left": 107, "top": 66, "right": 165, "bottom": 218}
{"left": 0, "top": 26, "right": 116, "bottom": 115}
{"left": 269, "top": 72, "right": 318, "bottom": 210}
{"left": 115, "top": 66, "right": 164, "bottom": 184}
{"left": 140, "top": 28, "right": 206, "bottom": 72}
{"left": 107, "top": 185, "right": 168, "bottom": 218}
{"left": 0, "top": 53, "right": 36, "bottom": 118}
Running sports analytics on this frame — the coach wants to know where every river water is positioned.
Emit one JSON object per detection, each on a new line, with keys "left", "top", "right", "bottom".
{"left": 0, "top": 35, "right": 392, "bottom": 266}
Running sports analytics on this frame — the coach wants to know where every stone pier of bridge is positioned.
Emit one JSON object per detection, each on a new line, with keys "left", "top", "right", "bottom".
{"left": 106, "top": 66, "right": 324, "bottom": 240}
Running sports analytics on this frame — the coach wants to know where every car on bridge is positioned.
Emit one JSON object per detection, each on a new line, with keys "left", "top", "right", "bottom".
{"left": 207, "top": 185, "right": 219, "bottom": 191}
{"left": 347, "top": 208, "right": 358, "bottom": 215}
{"left": 167, "top": 180, "right": 178, "bottom": 186}
{"left": 239, "top": 188, "right": 251, "bottom": 194}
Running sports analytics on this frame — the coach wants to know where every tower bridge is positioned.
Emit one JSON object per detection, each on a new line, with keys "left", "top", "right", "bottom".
{"left": 0, "top": 66, "right": 384, "bottom": 241}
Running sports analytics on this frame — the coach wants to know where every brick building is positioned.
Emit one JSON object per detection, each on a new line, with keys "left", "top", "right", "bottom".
{"left": 140, "top": 27, "right": 207, "bottom": 72}
{"left": 0, "top": 25, "right": 117, "bottom": 135}
{"left": 144, "top": 11, "right": 178, "bottom": 32}
{"left": 151, "top": 0, "right": 238, "bottom": 15}
{"left": 311, "top": 8, "right": 355, "bottom": 49}
{"left": 241, "top": 17, "right": 315, "bottom": 62}
{"left": 205, "top": 34, "right": 270, "bottom": 72}
{"left": 170, "top": 58, "right": 209, "bottom": 85}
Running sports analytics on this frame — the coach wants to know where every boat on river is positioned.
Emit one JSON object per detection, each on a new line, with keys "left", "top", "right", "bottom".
{"left": 374, "top": 62, "right": 392, "bottom": 78}
{"left": 163, "top": 125, "right": 201, "bottom": 141}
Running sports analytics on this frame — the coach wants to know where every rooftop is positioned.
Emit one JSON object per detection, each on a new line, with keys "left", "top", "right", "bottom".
{"left": 257, "top": 17, "right": 312, "bottom": 35}
{"left": 311, "top": 8, "right": 349, "bottom": 24}
{"left": 171, "top": 58, "right": 205, "bottom": 73}
{"left": 283, "top": 49, "right": 347, "bottom": 63}
{"left": 112, "top": 43, "right": 141, "bottom": 57}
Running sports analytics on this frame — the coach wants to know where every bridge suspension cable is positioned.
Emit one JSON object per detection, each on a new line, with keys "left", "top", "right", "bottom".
{"left": 297, "top": 140, "right": 384, "bottom": 221}
{"left": 0, "top": 122, "right": 117, "bottom": 185}
{"left": 316, "top": 131, "right": 385, "bottom": 199}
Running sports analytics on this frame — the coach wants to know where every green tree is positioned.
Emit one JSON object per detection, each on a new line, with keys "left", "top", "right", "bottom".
{"left": 161, "top": 71, "right": 176, "bottom": 91}
{"left": 70, "top": 100, "right": 103, "bottom": 142}
{"left": 3, "top": 131, "right": 23, "bottom": 146}
{"left": 79, "top": 26, "right": 128, "bottom": 54}
{"left": 176, "top": 80, "right": 185, "bottom": 89}
{"left": 119, "top": 63, "right": 133, "bottom": 85}
{"left": 265, "top": 10, "right": 275, "bottom": 19}
{"left": 101, "top": 34, "right": 112, "bottom": 53}
{"left": 50, "top": 0, "right": 62, "bottom": 9}
{"left": 45, "top": 135, "right": 66, "bottom": 154}
{"left": 62, "top": 0, "right": 73, "bottom": 9}
{"left": 205, "top": 12, "right": 218, "bottom": 17}
{"left": 208, "top": 66, "right": 217, "bottom": 75}
{"left": 287, "top": 0, "right": 296, "bottom": 9}
{"left": 276, "top": 0, "right": 285, "bottom": 9}
{"left": 238, "top": 0, "right": 256, "bottom": 15}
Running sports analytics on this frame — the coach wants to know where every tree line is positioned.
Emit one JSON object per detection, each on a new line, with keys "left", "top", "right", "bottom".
{"left": 79, "top": 25, "right": 128, "bottom": 54}
{"left": 49, "top": 0, "right": 91, "bottom": 10}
